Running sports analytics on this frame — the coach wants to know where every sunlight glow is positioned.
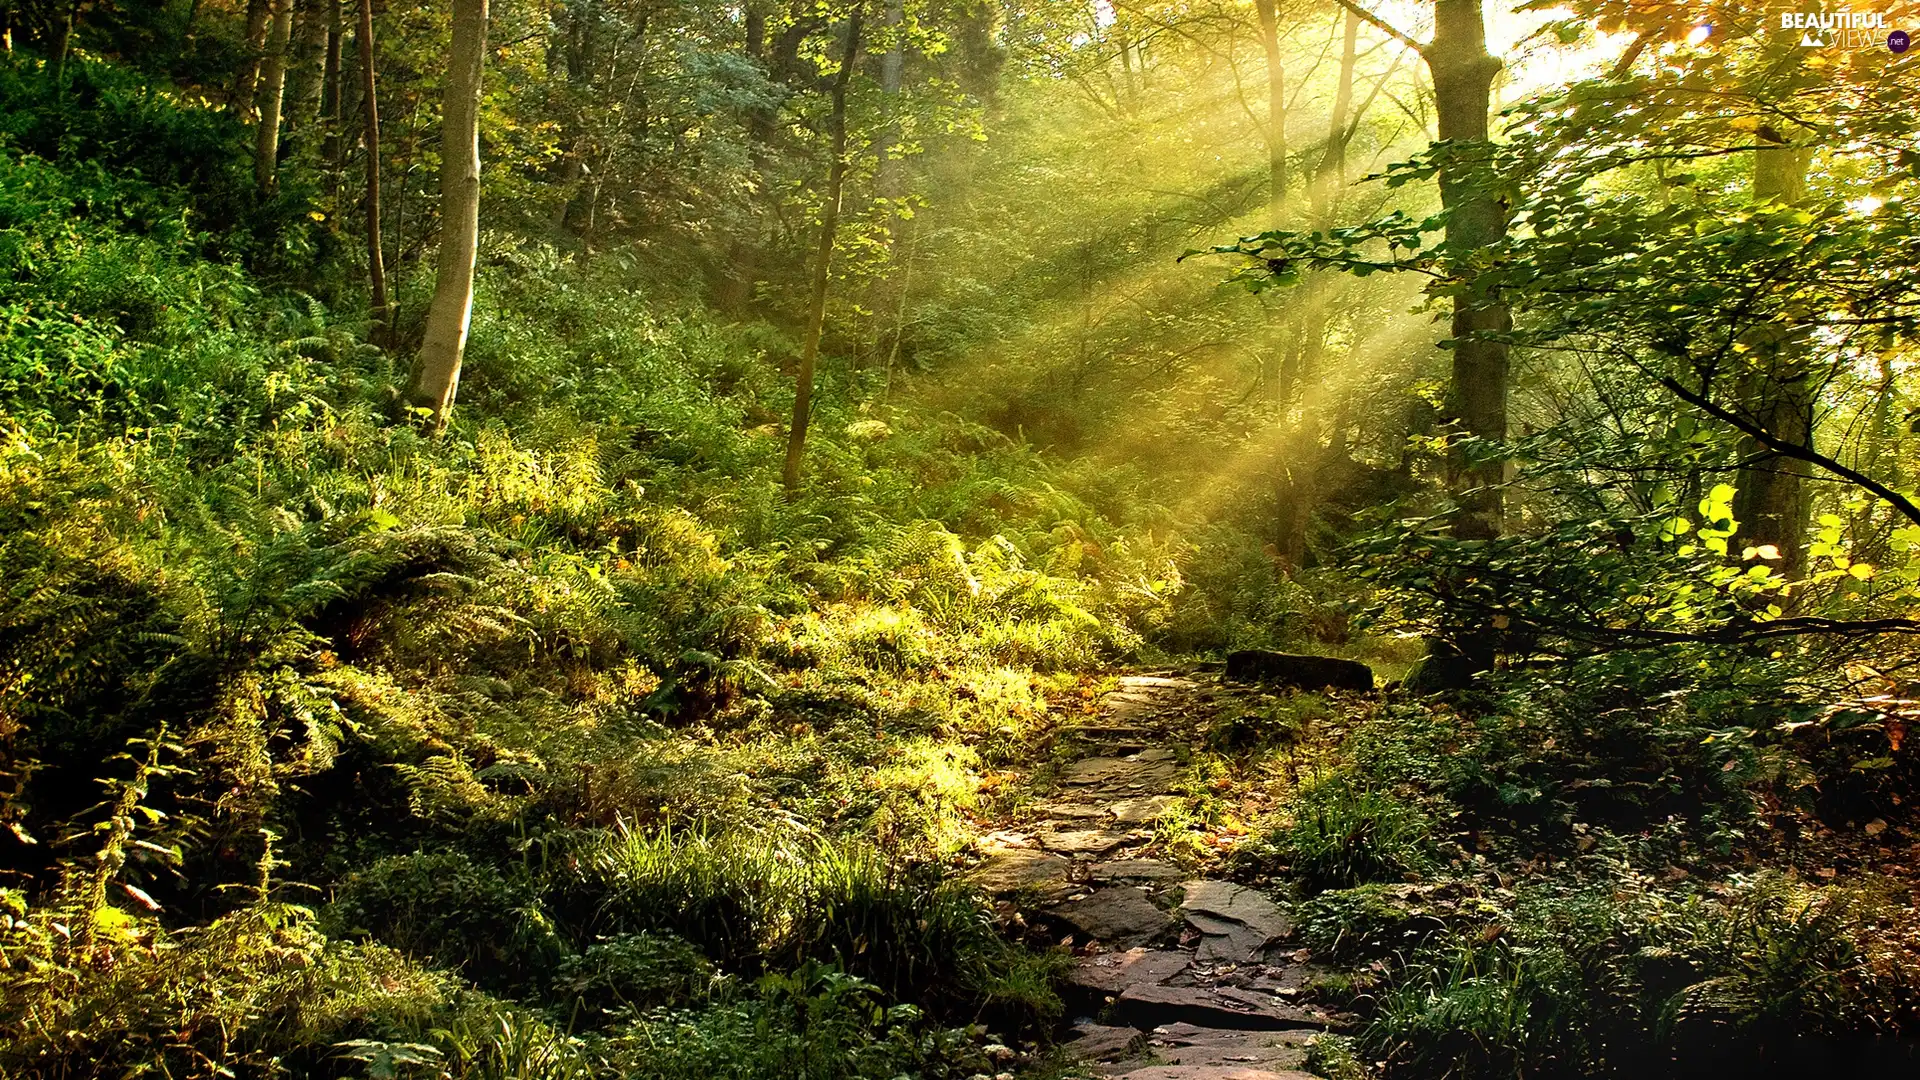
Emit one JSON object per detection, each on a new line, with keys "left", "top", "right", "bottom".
{"left": 1849, "top": 195, "right": 1885, "bottom": 215}
{"left": 1687, "top": 24, "right": 1714, "bottom": 46}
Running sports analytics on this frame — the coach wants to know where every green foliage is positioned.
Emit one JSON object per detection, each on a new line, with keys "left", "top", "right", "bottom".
{"left": 606, "top": 963, "right": 988, "bottom": 1080}
{"left": 554, "top": 827, "right": 1061, "bottom": 1029}
{"left": 1296, "top": 884, "right": 1455, "bottom": 963}
{"left": 552, "top": 932, "right": 720, "bottom": 1020}
{"left": 1362, "top": 872, "right": 1915, "bottom": 1078}
{"left": 1303, "top": 1033, "right": 1369, "bottom": 1080}
{"left": 326, "top": 852, "right": 565, "bottom": 992}
{"left": 1274, "top": 771, "right": 1434, "bottom": 893}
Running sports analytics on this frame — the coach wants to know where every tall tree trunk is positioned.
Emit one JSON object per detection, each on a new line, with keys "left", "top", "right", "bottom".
{"left": 1734, "top": 140, "right": 1816, "bottom": 582}
{"left": 1311, "top": 9, "right": 1359, "bottom": 225}
{"left": 235, "top": 0, "right": 272, "bottom": 120}
{"left": 874, "top": 0, "right": 905, "bottom": 199}
{"left": 1275, "top": 9, "right": 1362, "bottom": 568}
{"left": 1395, "top": 0, "right": 1509, "bottom": 688}
{"left": 1427, "top": 0, "right": 1508, "bottom": 535}
{"left": 782, "top": 5, "right": 865, "bottom": 494}
{"left": 50, "top": 0, "right": 76, "bottom": 83}
{"left": 408, "top": 0, "right": 487, "bottom": 432}
{"left": 254, "top": 0, "right": 296, "bottom": 193}
{"left": 1116, "top": 29, "right": 1139, "bottom": 116}
{"left": 1253, "top": 0, "right": 1287, "bottom": 222}
{"left": 357, "top": 0, "right": 389, "bottom": 346}
{"left": 285, "top": 0, "right": 329, "bottom": 136}
{"left": 322, "top": 0, "right": 343, "bottom": 188}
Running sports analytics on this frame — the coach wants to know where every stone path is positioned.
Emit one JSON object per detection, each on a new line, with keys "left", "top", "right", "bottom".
{"left": 968, "top": 671, "right": 1352, "bottom": 1079}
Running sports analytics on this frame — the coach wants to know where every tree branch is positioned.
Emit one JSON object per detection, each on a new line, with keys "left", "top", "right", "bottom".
{"left": 1333, "top": 0, "right": 1425, "bottom": 56}
{"left": 1652, "top": 371, "right": 1920, "bottom": 527}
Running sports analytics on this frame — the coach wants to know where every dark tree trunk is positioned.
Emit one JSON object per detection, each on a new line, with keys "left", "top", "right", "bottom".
{"left": 1733, "top": 142, "right": 1816, "bottom": 583}
{"left": 783, "top": 4, "right": 865, "bottom": 494}
{"left": 357, "top": 0, "right": 389, "bottom": 346}
{"left": 235, "top": 0, "right": 272, "bottom": 120}
{"left": 322, "top": 0, "right": 343, "bottom": 186}
{"left": 1426, "top": 0, "right": 1509, "bottom": 537}
{"left": 1400, "top": 0, "right": 1510, "bottom": 690}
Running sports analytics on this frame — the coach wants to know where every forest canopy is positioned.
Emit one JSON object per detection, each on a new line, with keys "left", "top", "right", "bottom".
{"left": 1, "top": 1, "right": 1919, "bottom": 1078}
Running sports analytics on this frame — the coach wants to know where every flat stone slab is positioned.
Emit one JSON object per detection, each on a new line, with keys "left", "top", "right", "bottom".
{"left": 1061, "top": 755, "right": 1180, "bottom": 789}
{"left": 1069, "top": 947, "right": 1193, "bottom": 996}
{"left": 1033, "top": 801, "right": 1112, "bottom": 819}
{"left": 1091, "top": 859, "right": 1188, "bottom": 883}
{"left": 1038, "top": 826, "right": 1134, "bottom": 856}
{"left": 1181, "top": 881, "right": 1293, "bottom": 964}
{"left": 1143, "top": 1025, "right": 1314, "bottom": 1070}
{"left": 970, "top": 849, "right": 1071, "bottom": 897}
{"left": 1117, "top": 676, "right": 1199, "bottom": 690}
{"left": 1108, "top": 794, "right": 1179, "bottom": 824}
{"left": 1112, "top": 1065, "right": 1315, "bottom": 1080}
{"left": 1063, "top": 1022, "right": 1147, "bottom": 1063}
{"left": 1112, "top": 983, "right": 1326, "bottom": 1032}
{"left": 1054, "top": 887, "right": 1182, "bottom": 947}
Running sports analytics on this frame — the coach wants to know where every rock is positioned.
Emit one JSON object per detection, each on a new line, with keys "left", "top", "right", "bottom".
{"left": 1223, "top": 651, "right": 1372, "bottom": 692}
{"left": 970, "top": 850, "right": 1072, "bottom": 898}
{"left": 1112, "top": 1064, "right": 1314, "bottom": 1079}
{"left": 1107, "top": 794, "right": 1179, "bottom": 824}
{"left": 1033, "top": 801, "right": 1112, "bottom": 820}
{"left": 1090, "top": 859, "right": 1188, "bottom": 883}
{"left": 1104, "top": 693, "right": 1167, "bottom": 723}
{"left": 1061, "top": 755, "right": 1181, "bottom": 789}
{"left": 1061, "top": 1022, "right": 1147, "bottom": 1063}
{"left": 1180, "top": 881, "right": 1293, "bottom": 964}
{"left": 1112, "top": 983, "right": 1325, "bottom": 1032}
{"left": 1118, "top": 675, "right": 1198, "bottom": 690}
{"left": 1038, "top": 826, "right": 1134, "bottom": 856}
{"left": 1144, "top": 1024, "right": 1314, "bottom": 1070}
{"left": 1068, "top": 947, "right": 1193, "bottom": 996}
{"left": 1053, "top": 888, "right": 1181, "bottom": 947}
{"left": 1067, "top": 723, "right": 1155, "bottom": 741}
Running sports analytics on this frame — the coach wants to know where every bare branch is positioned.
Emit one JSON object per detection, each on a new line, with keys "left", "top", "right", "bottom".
{"left": 1333, "top": 0, "right": 1425, "bottom": 55}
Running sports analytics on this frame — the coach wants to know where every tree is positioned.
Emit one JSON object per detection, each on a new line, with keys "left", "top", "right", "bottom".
{"left": 357, "top": 0, "right": 390, "bottom": 347}
{"left": 1272, "top": 6, "right": 1364, "bottom": 568}
{"left": 253, "top": 0, "right": 296, "bottom": 193}
{"left": 1420, "top": 0, "right": 1508, "bottom": 539}
{"left": 234, "top": 0, "right": 274, "bottom": 120}
{"left": 782, "top": 1, "right": 865, "bottom": 493}
{"left": 407, "top": 0, "right": 488, "bottom": 432}
{"left": 284, "top": 0, "right": 330, "bottom": 136}
{"left": 1731, "top": 125, "right": 1817, "bottom": 582}
{"left": 1251, "top": 0, "right": 1286, "bottom": 221}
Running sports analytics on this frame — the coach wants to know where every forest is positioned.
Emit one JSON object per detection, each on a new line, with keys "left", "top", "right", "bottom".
{"left": 1, "top": 0, "right": 1918, "bottom": 1076}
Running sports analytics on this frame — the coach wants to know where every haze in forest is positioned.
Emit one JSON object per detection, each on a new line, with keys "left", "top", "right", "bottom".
{"left": 2, "top": 2, "right": 1919, "bottom": 1079}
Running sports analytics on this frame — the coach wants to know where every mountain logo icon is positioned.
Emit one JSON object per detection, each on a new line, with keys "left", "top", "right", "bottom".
{"left": 1799, "top": 30, "right": 1826, "bottom": 46}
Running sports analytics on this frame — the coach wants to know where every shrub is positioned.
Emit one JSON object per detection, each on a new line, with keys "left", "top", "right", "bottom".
{"left": 607, "top": 962, "right": 987, "bottom": 1080}
{"left": 552, "top": 932, "right": 720, "bottom": 1022}
{"left": 1362, "top": 873, "right": 1915, "bottom": 1078}
{"left": 326, "top": 852, "right": 564, "bottom": 992}
{"left": 1278, "top": 771, "right": 1433, "bottom": 893}
{"left": 1296, "top": 883, "right": 1452, "bottom": 961}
